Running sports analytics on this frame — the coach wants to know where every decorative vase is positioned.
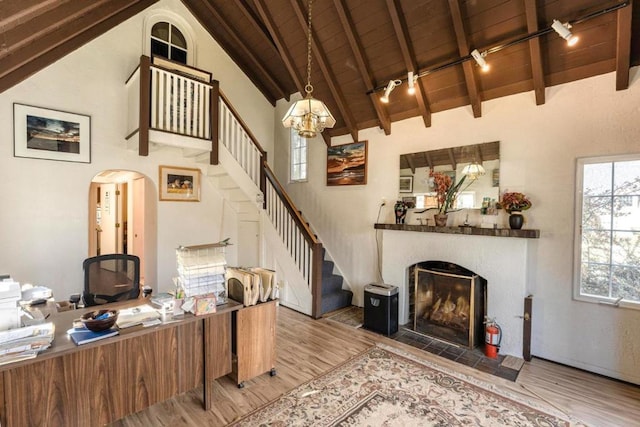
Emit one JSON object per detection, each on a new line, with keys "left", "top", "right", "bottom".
{"left": 509, "top": 211, "right": 524, "bottom": 230}
{"left": 434, "top": 213, "right": 448, "bottom": 227}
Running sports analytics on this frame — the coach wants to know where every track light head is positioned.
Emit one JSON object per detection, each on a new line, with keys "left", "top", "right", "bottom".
{"left": 380, "top": 79, "right": 401, "bottom": 103}
{"left": 471, "top": 49, "right": 490, "bottom": 72}
{"left": 552, "top": 19, "right": 578, "bottom": 46}
{"left": 407, "top": 71, "right": 418, "bottom": 95}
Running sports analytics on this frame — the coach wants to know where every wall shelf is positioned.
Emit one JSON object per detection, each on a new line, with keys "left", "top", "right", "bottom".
{"left": 374, "top": 223, "right": 540, "bottom": 239}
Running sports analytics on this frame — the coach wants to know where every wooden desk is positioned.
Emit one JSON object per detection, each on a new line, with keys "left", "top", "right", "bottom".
{"left": 0, "top": 299, "right": 241, "bottom": 427}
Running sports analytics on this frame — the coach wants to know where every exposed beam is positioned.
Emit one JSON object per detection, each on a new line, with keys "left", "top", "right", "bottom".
{"left": 615, "top": 1, "right": 632, "bottom": 90}
{"left": 447, "top": 0, "right": 482, "bottom": 118}
{"left": 236, "top": 0, "right": 291, "bottom": 101}
{"left": 0, "top": 0, "right": 61, "bottom": 34}
{"left": 333, "top": 0, "right": 391, "bottom": 135}
{"left": 0, "top": 0, "right": 158, "bottom": 95}
{"left": 386, "top": 0, "right": 432, "bottom": 128}
{"left": 447, "top": 148, "right": 457, "bottom": 170}
{"left": 192, "top": 0, "right": 288, "bottom": 101}
{"left": 406, "top": 155, "right": 416, "bottom": 174}
{"left": 291, "top": 0, "right": 359, "bottom": 144}
{"left": 524, "top": 0, "right": 545, "bottom": 105}
{"left": 425, "top": 152, "right": 433, "bottom": 170}
{"left": 253, "top": 0, "right": 305, "bottom": 95}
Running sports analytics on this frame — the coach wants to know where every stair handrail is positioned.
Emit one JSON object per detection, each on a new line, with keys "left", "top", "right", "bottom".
{"left": 214, "top": 90, "right": 323, "bottom": 317}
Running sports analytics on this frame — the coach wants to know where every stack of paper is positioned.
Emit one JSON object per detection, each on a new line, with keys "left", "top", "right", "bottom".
{"left": 116, "top": 304, "right": 161, "bottom": 329}
{"left": 0, "top": 322, "right": 55, "bottom": 366}
{"left": 176, "top": 246, "right": 227, "bottom": 302}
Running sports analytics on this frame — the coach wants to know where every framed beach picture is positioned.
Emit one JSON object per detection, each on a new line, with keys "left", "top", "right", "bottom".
{"left": 159, "top": 165, "right": 201, "bottom": 202}
{"left": 13, "top": 103, "right": 91, "bottom": 163}
{"left": 399, "top": 176, "right": 413, "bottom": 193}
{"left": 326, "top": 141, "right": 367, "bottom": 186}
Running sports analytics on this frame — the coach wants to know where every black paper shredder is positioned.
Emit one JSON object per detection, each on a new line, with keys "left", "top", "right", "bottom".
{"left": 364, "top": 283, "right": 398, "bottom": 336}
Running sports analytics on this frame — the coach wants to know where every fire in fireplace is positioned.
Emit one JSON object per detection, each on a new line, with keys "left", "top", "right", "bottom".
{"left": 409, "top": 261, "right": 486, "bottom": 349}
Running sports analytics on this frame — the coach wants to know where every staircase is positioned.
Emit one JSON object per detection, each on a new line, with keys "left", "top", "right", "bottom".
{"left": 126, "top": 55, "right": 352, "bottom": 318}
{"left": 321, "top": 250, "right": 352, "bottom": 315}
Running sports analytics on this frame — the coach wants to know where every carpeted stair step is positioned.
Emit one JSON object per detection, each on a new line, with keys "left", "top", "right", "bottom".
{"left": 321, "top": 289, "right": 353, "bottom": 315}
{"left": 322, "top": 274, "right": 344, "bottom": 295}
{"left": 322, "top": 260, "right": 335, "bottom": 277}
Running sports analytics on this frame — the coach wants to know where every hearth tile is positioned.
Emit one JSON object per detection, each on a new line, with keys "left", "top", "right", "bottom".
{"left": 495, "top": 366, "right": 520, "bottom": 382}
{"left": 455, "top": 351, "right": 482, "bottom": 367}
{"left": 396, "top": 334, "right": 428, "bottom": 350}
{"left": 475, "top": 358, "right": 502, "bottom": 373}
{"left": 425, "top": 340, "right": 449, "bottom": 354}
{"left": 440, "top": 346, "right": 465, "bottom": 360}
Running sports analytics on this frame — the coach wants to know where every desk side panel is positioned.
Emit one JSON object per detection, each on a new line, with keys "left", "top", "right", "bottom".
{"left": 205, "top": 312, "right": 232, "bottom": 380}
{"left": 3, "top": 323, "right": 203, "bottom": 427}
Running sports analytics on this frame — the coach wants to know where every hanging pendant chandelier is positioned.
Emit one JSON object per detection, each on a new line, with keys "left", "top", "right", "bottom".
{"left": 282, "top": 0, "right": 335, "bottom": 138}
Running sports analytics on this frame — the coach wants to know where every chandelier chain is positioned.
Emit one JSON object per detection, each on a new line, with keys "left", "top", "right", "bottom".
{"left": 305, "top": 0, "right": 313, "bottom": 95}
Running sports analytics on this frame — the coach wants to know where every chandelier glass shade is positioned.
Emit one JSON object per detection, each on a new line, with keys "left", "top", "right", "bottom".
{"left": 461, "top": 162, "right": 486, "bottom": 180}
{"left": 282, "top": 93, "right": 336, "bottom": 138}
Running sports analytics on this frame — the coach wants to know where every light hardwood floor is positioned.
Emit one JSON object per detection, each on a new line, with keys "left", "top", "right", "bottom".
{"left": 112, "top": 306, "right": 640, "bottom": 427}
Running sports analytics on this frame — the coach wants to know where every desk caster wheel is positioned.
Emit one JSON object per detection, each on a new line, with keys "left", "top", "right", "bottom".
{"left": 270, "top": 368, "right": 277, "bottom": 377}
{"left": 237, "top": 382, "right": 245, "bottom": 389}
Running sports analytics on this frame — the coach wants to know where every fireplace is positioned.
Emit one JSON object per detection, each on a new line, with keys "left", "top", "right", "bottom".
{"left": 409, "top": 261, "right": 486, "bottom": 349}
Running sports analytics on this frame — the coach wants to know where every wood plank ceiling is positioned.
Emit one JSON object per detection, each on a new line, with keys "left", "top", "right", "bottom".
{"left": 1, "top": 1, "right": 638, "bottom": 143}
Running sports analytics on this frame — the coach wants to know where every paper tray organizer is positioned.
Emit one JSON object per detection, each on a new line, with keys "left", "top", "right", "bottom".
{"left": 176, "top": 243, "right": 227, "bottom": 304}
{"left": 226, "top": 267, "right": 278, "bottom": 307}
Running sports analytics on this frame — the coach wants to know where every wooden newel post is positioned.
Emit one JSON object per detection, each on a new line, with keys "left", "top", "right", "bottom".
{"left": 210, "top": 80, "right": 220, "bottom": 165}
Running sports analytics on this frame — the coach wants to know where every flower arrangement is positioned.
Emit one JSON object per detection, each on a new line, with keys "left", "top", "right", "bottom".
{"left": 429, "top": 170, "right": 467, "bottom": 214}
{"left": 500, "top": 192, "right": 532, "bottom": 213}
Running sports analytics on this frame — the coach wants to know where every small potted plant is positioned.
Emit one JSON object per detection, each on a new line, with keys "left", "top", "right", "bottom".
{"left": 500, "top": 192, "right": 532, "bottom": 229}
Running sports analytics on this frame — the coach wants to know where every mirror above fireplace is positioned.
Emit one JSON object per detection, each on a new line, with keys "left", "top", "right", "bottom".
{"left": 399, "top": 141, "right": 500, "bottom": 210}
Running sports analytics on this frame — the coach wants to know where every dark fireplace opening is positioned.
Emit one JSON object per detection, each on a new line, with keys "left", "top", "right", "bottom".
{"left": 409, "top": 261, "right": 486, "bottom": 349}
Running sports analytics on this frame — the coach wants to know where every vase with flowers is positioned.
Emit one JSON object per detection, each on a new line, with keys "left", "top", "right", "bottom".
{"left": 429, "top": 171, "right": 467, "bottom": 226}
{"left": 500, "top": 191, "right": 532, "bottom": 230}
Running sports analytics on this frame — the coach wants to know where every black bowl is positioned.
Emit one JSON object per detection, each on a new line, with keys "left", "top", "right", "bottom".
{"left": 81, "top": 309, "right": 118, "bottom": 332}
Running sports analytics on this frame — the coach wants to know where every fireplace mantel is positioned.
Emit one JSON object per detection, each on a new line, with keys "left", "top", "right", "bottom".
{"left": 374, "top": 223, "right": 540, "bottom": 239}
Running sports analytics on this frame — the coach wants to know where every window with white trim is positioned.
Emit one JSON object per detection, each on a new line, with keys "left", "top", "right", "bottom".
{"left": 151, "top": 22, "right": 187, "bottom": 64}
{"left": 290, "top": 130, "right": 307, "bottom": 182}
{"left": 574, "top": 155, "right": 640, "bottom": 307}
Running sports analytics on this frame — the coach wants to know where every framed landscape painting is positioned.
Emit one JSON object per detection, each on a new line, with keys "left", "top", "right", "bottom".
{"left": 159, "top": 165, "right": 201, "bottom": 202}
{"left": 13, "top": 103, "right": 91, "bottom": 163}
{"left": 327, "top": 141, "right": 367, "bottom": 186}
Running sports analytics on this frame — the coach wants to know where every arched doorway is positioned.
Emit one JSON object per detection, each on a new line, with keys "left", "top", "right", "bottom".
{"left": 88, "top": 170, "right": 150, "bottom": 285}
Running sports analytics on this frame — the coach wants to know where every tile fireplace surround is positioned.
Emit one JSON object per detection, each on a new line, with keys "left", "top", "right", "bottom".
{"left": 375, "top": 224, "right": 539, "bottom": 358}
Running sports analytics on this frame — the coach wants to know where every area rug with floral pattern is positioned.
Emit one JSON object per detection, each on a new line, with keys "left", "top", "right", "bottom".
{"left": 231, "top": 343, "right": 586, "bottom": 426}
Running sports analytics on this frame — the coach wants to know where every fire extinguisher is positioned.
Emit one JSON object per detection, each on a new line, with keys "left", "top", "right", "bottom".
{"left": 485, "top": 317, "right": 502, "bottom": 359}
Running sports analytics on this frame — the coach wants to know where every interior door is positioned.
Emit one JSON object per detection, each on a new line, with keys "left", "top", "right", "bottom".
{"left": 131, "top": 177, "right": 146, "bottom": 282}
{"left": 99, "top": 183, "right": 118, "bottom": 254}
{"left": 237, "top": 220, "right": 259, "bottom": 267}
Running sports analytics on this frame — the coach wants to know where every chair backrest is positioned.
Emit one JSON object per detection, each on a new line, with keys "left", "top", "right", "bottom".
{"left": 83, "top": 254, "right": 141, "bottom": 307}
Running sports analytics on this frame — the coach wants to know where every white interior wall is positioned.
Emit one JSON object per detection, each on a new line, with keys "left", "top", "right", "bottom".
{"left": 0, "top": 0, "right": 273, "bottom": 298}
{"left": 275, "top": 69, "right": 640, "bottom": 384}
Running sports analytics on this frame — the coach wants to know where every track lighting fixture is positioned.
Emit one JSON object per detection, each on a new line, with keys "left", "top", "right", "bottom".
{"left": 380, "top": 79, "right": 401, "bottom": 103}
{"left": 407, "top": 71, "right": 418, "bottom": 95}
{"left": 471, "top": 49, "right": 490, "bottom": 72}
{"left": 551, "top": 19, "right": 578, "bottom": 46}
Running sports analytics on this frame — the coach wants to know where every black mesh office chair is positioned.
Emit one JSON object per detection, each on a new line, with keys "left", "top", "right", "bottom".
{"left": 83, "top": 254, "right": 141, "bottom": 307}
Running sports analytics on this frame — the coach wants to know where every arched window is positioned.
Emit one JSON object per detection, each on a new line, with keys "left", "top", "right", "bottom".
{"left": 151, "top": 22, "right": 187, "bottom": 64}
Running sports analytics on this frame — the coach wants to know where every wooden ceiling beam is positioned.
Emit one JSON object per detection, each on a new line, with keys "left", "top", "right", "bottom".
{"left": 474, "top": 144, "right": 483, "bottom": 163}
{"left": 253, "top": 0, "right": 305, "bottom": 95}
{"left": 447, "top": 0, "right": 481, "bottom": 118}
{"left": 0, "top": 0, "right": 61, "bottom": 34}
{"left": 615, "top": 2, "right": 632, "bottom": 91}
{"left": 189, "top": 0, "right": 287, "bottom": 101}
{"left": 386, "top": 0, "right": 432, "bottom": 128}
{"left": 524, "top": 0, "right": 545, "bottom": 105}
{"left": 333, "top": 0, "right": 390, "bottom": 135}
{"left": 425, "top": 152, "right": 433, "bottom": 170}
{"left": 0, "top": 0, "right": 158, "bottom": 95}
{"left": 291, "top": 0, "right": 359, "bottom": 144}
{"left": 236, "top": 0, "right": 291, "bottom": 101}
{"left": 447, "top": 148, "right": 457, "bottom": 170}
{"left": 406, "top": 155, "right": 416, "bottom": 174}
